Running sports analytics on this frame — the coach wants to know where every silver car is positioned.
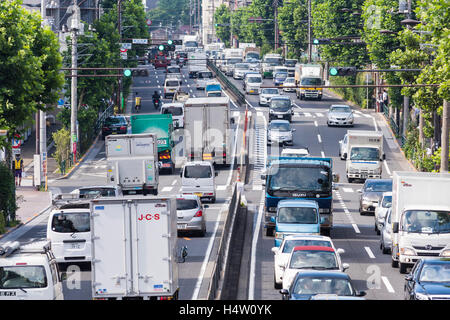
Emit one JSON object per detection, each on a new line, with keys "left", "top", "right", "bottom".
{"left": 267, "top": 120, "right": 295, "bottom": 146}
{"left": 358, "top": 179, "right": 393, "bottom": 215}
{"left": 259, "top": 88, "right": 280, "bottom": 106}
{"left": 374, "top": 192, "right": 392, "bottom": 235}
{"left": 327, "top": 105, "right": 354, "bottom": 127}
{"left": 233, "top": 63, "right": 251, "bottom": 80}
{"left": 176, "top": 194, "right": 207, "bottom": 237}
{"left": 380, "top": 207, "right": 393, "bottom": 254}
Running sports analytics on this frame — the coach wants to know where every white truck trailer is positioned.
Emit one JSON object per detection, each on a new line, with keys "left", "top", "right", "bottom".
{"left": 183, "top": 96, "right": 232, "bottom": 166}
{"left": 187, "top": 51, "right": 207, "bottom": 78}
{"left": 294, "top": 64, "right": 324, "bottom": 100}
{"left": 90, "top": 197, "right": 179, "bottom": 300}
{"left": 391, "top": 171, "right": 450, "bottom": 273}
{"left": 341, "top": 130, "right": 385, "bottom": 182}
{"left": 106, "top": 133, "right": 159, "bottom": 195}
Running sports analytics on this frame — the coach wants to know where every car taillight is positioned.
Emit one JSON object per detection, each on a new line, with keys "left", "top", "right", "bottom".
{"left": 194, "top": 210, "right": 203, "bottom": 217}
{"left": 120, "top": 126, "right": 126, "bottom": 130}
{"left": 102, "top": 127, "right": 109, "bottom": 131}
{"left": 223, "top": 151, "right": 226, "bottom": 158}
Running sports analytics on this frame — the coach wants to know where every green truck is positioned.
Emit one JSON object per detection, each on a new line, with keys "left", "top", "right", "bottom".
{"left": 131, "top": 114, "right": 175, "bottom": 173}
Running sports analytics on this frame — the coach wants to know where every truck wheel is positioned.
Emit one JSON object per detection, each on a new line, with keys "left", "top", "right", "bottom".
{"left": 274, "top": 273, "right": 282, "bottom": 289}
{"left": 266, "top": 227, "right": 274, "bottom": 237}
{"left": 399, "top": 263, "right": 408, "bottom": 274}
{"left": 348, "top": 177, "right": 354, "bottom": 183}
{"left": 391, "top": 258, "right": 399, "bottom": 268}
{"left": 382, "top": 243, "right": 390, "bottom": 255}
{"left": 211, "top": 196, "right": 216, "bottom": 203}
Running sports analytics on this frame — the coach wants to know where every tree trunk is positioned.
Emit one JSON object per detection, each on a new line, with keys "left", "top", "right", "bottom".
{"left": 419, "top": 110, "right": 425, "bottom": 147}
{"left": 441, "top": 100, "right": 449, "bottom": 172}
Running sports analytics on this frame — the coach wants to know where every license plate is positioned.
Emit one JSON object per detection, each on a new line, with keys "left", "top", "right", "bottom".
{"left": 195, "top": 192, "right": 202, "bottom": 197}
{"left": 277, "top": 115, "right": 283, "bottom": 118}
{"left": 0, "top": 291, "right": 16, "bottom": 297}
{"left": 71, "top": 243, "right": 81, "bottom": 249}
{"left": 249, "top": 90, "right": 254, "bottom": 93}
{"left": 112, "top": 132, "right": 117, "bottom": 134}
{"left": 162, "top": 163, "right": 171, "bottom": 168}
{"left": 178, "top": 224, "right": 187, "bottom": 230}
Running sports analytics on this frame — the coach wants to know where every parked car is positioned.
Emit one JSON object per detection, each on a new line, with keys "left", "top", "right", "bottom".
{"left": 404, "top": 258, "right": 450, "bottom": 300}
{"left": 374, "top": 192, "right": 392, "bottom": 235}
{"left": 259, "top": 88, "right": 280, "bottom": 106}
{"left": 282, "top": 77, "right": 296, "bottom": 92}
{"left": 271, "top": 235, "right": 343, "bottom": 289}
{"left": 281, "top": 147, "right": 310, "bottom": 158}
{"left": 327, "top": 105, "right": 354, "bottom": 127}
{"left": 281, "top": 245, "right": 349, "bottom": 290}
{"left": 380, "top": 207, "right": 393, "bottom": 254}
{"left": 267, "top": 120, "right": 295, "bottom": 146}
{"left": 280, "top": 271, "right": 366, "bottom": 300}
{"left": 101, "top": 115, "right": 128, "bottom": 139}
{"left": 358, "top": 179, "right": 393, "bottom": 215}
{"left": 176, "top": 194, "right": 207, "bottom": 237}
{"left": 70, "top": 185, "right": 123, "bottom": 198}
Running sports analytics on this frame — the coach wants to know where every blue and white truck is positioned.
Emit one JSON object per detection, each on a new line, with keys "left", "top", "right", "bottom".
{"left": 261, "top": 157, "right": 338, "bottom": 236}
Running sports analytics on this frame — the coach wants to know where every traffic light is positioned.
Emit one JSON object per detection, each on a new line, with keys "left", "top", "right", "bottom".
{"left": 173, "top": 40, "right": 182, "bottom": 45}
{"left": 167, "top": 39, "right": 173, "bottom": 45}
{"left": 329, "top": 66, "right": 357, "bottom": 76}
{"left": 313, "top": 38, "right": 331, "bottom": 45}
{"left": 158, "top": 44, "right": 165, "bottom": 51}
{"left": 123, "top": 69, "right": 132, "bottom": 77}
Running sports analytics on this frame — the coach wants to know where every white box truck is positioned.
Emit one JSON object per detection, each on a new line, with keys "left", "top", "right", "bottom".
{"left": 341, "top": 130, "right": 385, "bottom": 182}
{"left": 106, "top": 133, "right": 159, "bottom": 195}
{"left": 294, "top": 64, "right": 324, "bottom": 100}
{"left": 184, "top": 97, "right": 232, "bottom": 166}
{"left": 391, "top": 172, "right": 450, "bottom": 273}
{"left": 90, "top": 197, "right": 179, "bottom": 300}
{"left": 187, "top": 51, "right": 207, "bottom": 78}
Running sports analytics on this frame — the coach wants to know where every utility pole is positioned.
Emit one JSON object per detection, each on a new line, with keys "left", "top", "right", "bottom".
{"left": 70, "top": 1, "right": 80, "bottom": 164}
{"left": 117, "top": 0, "right": 123, "bottom": 112}
{"left": 39, "top": 1, "right": 47, "bottom": 161}
{"left": 308, "top": 0, "right": 312, "bottom": 63}
{"left": 274, "top": 0, "right": 279, "bottom": 51}
{"left": 441, "top": 99, "right": 449, "bottom": 172}
{"left": 189, "top": 0, "right": 192, "bottom": 35}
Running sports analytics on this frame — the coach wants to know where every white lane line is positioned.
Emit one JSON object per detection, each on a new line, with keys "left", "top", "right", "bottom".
{"left": 249, "top": 190, "right": 265, "bottom": 300}
{"left": 384, "top": 160, "right": 392, "bottom": 176}
{"left": 364, "top": 113, "right": 373, "bottom": 118}
{"left": 316, "top": 113, "right": 324, "bottom": 117}
{"left": 171, "top": 180, "right": 177, "bottom": 186}
{"left": 314, "top": 120, "right": 318, "bottom": 127}
{"left": 304, "top": 112, "right": 312, "bottom": 117}
{"left": 317, "top": 134, "right": 322, "bottom": 143}
{"left": 222, "top": 90, "right": 240, "bottom": 109}
{"left": 372, "top": 116, "right": 379, "bottom": 131}
{"left": 382, "top": 276, "right": 395, "bottom": 293}
{"left": 353, "top": 113, "right": 361, "bottom": 118}
{"left": 342, "top": 187, "right": 353, "bottom": 193}
{"left": 352, "top": 223, "right": 361, "bottom": 234}
{"left": 161, "top": 186, "right": 173, "bottom": 192}
{"left": 216, "top": 185, "right": 227, "bottom": 191}
{"left": 252, "top": 185, "right": 263, "bottom": 191}
{"left": 321, "top": 151, "right": 325, "bottom": 158}
{"left": 293, "top": 103, "right": 302, "bottom": 110}
{"left": 364, "top": 246, "right": 376, "bottom": 259}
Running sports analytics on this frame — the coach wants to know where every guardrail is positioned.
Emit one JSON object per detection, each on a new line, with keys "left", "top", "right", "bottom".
{"left": 382, "top": 104, "right": 405, "bottom": 146}
{"left": 207, "top": 59, "right": 246, "bottom": 107}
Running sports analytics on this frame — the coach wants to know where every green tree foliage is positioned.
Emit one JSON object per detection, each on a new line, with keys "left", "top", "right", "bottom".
{"left": 0, "top": 162, "right": 16, "bottom": 228}
{"left": 0, "top": 0, "right": 64, "bottom": 150}
{"left": 52, "top": 127, "right": 71, "bottom": 173}
{"left": 147, "top": 0, "right": 190, "bottom": 26}
{"left": 214, "top": 4, "right": 231, "bottom": 47}
{"left": 277, "top": 0, "right": 308, "bottom": 60}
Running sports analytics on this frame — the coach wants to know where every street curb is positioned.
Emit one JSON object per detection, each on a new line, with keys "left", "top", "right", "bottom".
{"left": 0, "top": 204, "right": 52, "bottom": 240}
{"left": 55, "top": 134, "right": 101, "bottom": 180}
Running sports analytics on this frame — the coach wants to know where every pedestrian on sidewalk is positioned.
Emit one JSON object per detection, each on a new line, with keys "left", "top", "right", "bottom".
{"left": 12, "top": 153, "right": 23, "bottom": 187}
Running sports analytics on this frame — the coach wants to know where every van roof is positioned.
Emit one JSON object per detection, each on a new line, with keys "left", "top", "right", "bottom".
{"left": 277, "top": 199, "right": 319, "bottom": 208}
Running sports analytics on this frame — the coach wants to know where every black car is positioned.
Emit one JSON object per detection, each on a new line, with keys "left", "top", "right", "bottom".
{"left": 102, "top": 115, "right": 128, "bottom": 139}
{"left": 404, "top": 258, "right": 450, "bottom": 300}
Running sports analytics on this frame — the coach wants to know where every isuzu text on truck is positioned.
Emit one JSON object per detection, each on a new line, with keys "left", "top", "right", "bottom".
{"left": 261, "top": 157, "right": 338, "bottom": 237}
{"left": 390, "top": 172, "right": 450, "bottom": 274}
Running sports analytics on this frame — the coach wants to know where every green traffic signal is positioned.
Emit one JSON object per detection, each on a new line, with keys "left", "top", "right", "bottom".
{"left": 168, "top": 40, "right": 173, "bottom": 45}
{"left": 158, "top": 44, "right": 165, "bottom": 51}
{"left": 313, "top": 39, "right": 319, "bottom": 45}
{"left": 124, "top": 69, "right": 132, "bottom": 77}
{"left": 329, "top": 67, "right": 338, "bottom": 76}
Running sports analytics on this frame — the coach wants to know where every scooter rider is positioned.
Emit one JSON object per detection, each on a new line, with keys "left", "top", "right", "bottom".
{"left": 152, "top": 91, "right": 161, "bottom": 109}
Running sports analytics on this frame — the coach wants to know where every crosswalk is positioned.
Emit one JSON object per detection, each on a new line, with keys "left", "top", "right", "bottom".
{"left": 251, "top": 108, "right": 373, "bottom": 120}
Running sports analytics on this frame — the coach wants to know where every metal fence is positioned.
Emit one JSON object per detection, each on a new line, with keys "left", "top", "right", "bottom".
{"left": 94, "top": 102, "right": 115, "bottom": 135}
{"left": 383, "top": 104, "right": 406, "bottom": 146}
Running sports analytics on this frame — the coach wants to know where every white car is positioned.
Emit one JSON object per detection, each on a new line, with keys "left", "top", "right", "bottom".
{"left": 281, "top": 245, "right": 349, "bottom": 290}
{"left": 281, "top": 147, "right": 310, "bottom": 158}
{"left": 233, "top": 63, "right": 251, "bottom": 79}
{"left": 283, "top": 77, "right": 296, "bottom": 92}
{"left": 244, "top": 74, "right": 263, "bottom": 94}
{"left": 271, "top": 235, "right": 341, "bottom": 289}
{"left": 374, "top": 192, "right": 392, "bottom": 235}
{"left": 161, "top": 102, "right": 184, "bottom": 128}
{"left": 181, "top": 161, "right": 217, "bottom": 203}
{"left": 259, "top": 88, "right": 280, "bottom": 106}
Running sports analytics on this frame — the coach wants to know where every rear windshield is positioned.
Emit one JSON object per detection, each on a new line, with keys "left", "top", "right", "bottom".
{"left": 177, "top": 199, "right": 199, "bottom": 210}
{"left": 0, "top": 266, "right": 47, "bottom": 289}
{"left": 283, "top": 240, "right": 332, "bottom": 253}
{"left": 167, "top": 67, "right": 180, "bottom": 73}
{"left": 184, "top": 165, "right": 212, "bottom": 179}
{"left": 162, "top": 107, "right": 183, "bottom": 116}
{"left": 166, "top": 80, "right": 179, "bottom": 87}
{"left": 198, "top": 72, "right": 213, "bottom": 79}
{"left": 51, "top": 212, "right": 90, "bottom": 233}
{"left": 105, "top": 117, "right": 126, "bottom": 125}
{"left": 79, "top": 188, "right": 116, "bottom": 197}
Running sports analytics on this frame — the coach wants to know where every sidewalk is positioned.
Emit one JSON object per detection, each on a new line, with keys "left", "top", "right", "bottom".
{"left": 15, "top": 186, "right": 52, "bottom": 224}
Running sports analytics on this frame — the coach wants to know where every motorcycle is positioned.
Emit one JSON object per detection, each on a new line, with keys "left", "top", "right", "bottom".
{"left": 153, "top": 98, "right": 161, "bottom": 109}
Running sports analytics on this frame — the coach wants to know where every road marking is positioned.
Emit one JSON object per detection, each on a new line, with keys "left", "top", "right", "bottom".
{"left": 304, "top": 112, "right": 312, "bottom": 117}
{"left": 364, "top": 246, "right": 376, "bottom": 259}
{"left": 352, "top": 223, "right": 361, "bottom": 233}
{"left": 161, "top": 186, "right": 173, "bottom": 192}
{"left": 321, "top": 151, "right": 325, "bottom": 158}
{"left": 187, "top": 84, "right": 190, "bottom": 87}
{"left": 314, "top": 121, "right": 318, "bottom": 127}
{"left": 293, "top": 103, "right": 302, "bottom": 110}
{"left": 252, "top": 184, "right": 263, "bottom": 191}
{"left": 342, "top": 187, "right": 353, "bottom": 193}
{"left": 317, "top": 134, "right": 322, "bottom": 143}
{"left": 316, "top": 113, "right": 324, "bottom": 117}
{"left": 171, "top": 180, "right": 177, "bottom": 186}
{"left": 216, "top": 185, "right": 227, "bottom": 191}
{"left": 382, "top": 276, "right": 395, "bottom": 293}
{"left": 384, "top": 160, "right": 392, "bottom": 176}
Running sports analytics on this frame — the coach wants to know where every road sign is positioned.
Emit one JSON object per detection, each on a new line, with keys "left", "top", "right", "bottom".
{"left": 120, "top": 48, "right": 128, "bottom": 53}
{"left": 12, "top": 135, "right": 21, "bottom": 149}
{"left": 121, "top": 43, "right": 132, "bottom": 50}
{"left": 146, "top": 19, "right": 152, "bottom": 26}
{"left": 121, "top": 51, "right": 128, "bottom": 60}
{"left": 58, "top": 98, "right": 65, "bottom": 106}
{"left": 132, "top": 38, "right": 148, "bottom": 44}
{"left": 0, "top": 129, "right": 7, "bottom": 136}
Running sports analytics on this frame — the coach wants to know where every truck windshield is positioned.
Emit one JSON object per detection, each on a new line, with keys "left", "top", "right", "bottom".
{"left": 350, "top": 147, "right": 379, "bottom": 161}
{"left": 184, "top": 165, "right": 212, "bottom": 179}
{"left": 0, "top": 266, "right": 47, "bottom": 289}
{"left": 235, "top": 63, "right": 250, "bottom": 69}
{"left": 289, "top": 250, "right": 338, "bottom": 270}
{"left": 162, "top": 107, "right": 183, "bottom": 116}
{"left": 79, "top": 188, "right": 116, "bottom": 197}
{"left": 275, "top": 73, "right": 288, "bottom": 80}
{"left": 51, "top": 212, "right": 90, "bottom": 233}
{"left": 401, "top": 210, "right": 450, "bottom": 234}
{"left": 227, "top": 58, "right": 243, "bottom": 64}
{"left": 248, "top": 77, "right": 262, "bottom": 83}
{"left": 283, "top": 240, "right": 332, "bottom": 253}
{"left": 285, "top": 60, "right": 297, "bottom": 67}
{"left": 278, "top": 207, "right": 318, "bottom": 224}
{"left": 246, "top": 52, "right": 260, "bottom": 59}
{"left": 270, "top": 99, "right": 291, "bottom": 111}
{"left": 184, "top": 41, "right": 198, "bottom": 47}
{"left": 167, "top": 67, "right": 180, "bottom": 73}
{"left": 264, "top": 58, "right": 282, "bottom": 64}
{"left": 301, "top": 78, "right": 322, "bottom": 86}
{"left": 208, "top": 92, "right": 222, "bottom": 97}
{"left": 268, "top": 166, "right": 331, "bottom": 193}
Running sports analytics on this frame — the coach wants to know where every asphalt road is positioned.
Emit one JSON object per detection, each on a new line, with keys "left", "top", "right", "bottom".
{"left": 222, "top": 68, "right": 415, "bottom": 300}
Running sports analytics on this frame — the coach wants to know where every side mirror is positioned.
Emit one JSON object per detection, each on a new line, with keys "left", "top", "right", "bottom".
{"left": 260, "top": 174, "right": 266, "bottom": 180}
{"left": 393, "top": 222, "right": 399, "bottom": 233}
{"left": 343, "top": 153, "right": 347, "bottom": 160}
{"left": 292, "top": 128, "right": 296, "bottom": 132}
{"left": 356, "top": 291, "right": 367, "bottom": 297}
{"left": 337, "top": 248, "right": 345, "bottom": 255}
{"left": 215, "top": 172, "right": 218, "bottom": 177}
{"left": 332, "top": 173, "right": 340, "bottom": 183}
{"left": 280, "top": 289, "right": 289, "bottom": 295}
{"left": 180, "top": 171, "right": 183, "bottom": 178}
{"left": 270, "top": 216, "right": 276, "bottom": 223}
{"left": 320, "top": 217, "right": 325, "bottom": 224}
{"left": 231, "top": 117, "right": 235, "bottom": 125}
{"left": 383, "top": 154, "right": 386, "bottom": 160}
{"left": 271, "top": 247, "right": 279, "bottom": 254}
{"left": 405, "top": 274, "right": 414, "bottom": 281}
{"left": 342, "top": 263, "right": 350, "bottom": 271}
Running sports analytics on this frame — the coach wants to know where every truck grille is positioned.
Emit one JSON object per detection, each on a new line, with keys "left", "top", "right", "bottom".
{"left": 417, "top": 252, "right": 441, "bottom": 257}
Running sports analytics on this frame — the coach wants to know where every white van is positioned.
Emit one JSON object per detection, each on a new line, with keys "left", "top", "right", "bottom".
{"left": 0, "top": 240, "right": 63, "bottom": 300}
{"left": 46, "top": 194, "right": 92, "bottom": 266}
{"left": 161, "top": 102, "right": 184, "bottom": 128}
{"left": 181, "top": 161, "right": 217, "bottom": 203}
{"left": 164, "top": 77, "right": 181, "bottom": 99}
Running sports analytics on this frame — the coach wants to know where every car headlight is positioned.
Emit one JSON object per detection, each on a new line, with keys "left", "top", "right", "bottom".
{"left": 275, "top": 232, "right": 284, "bottom": 240}
{"left": 415, "top": 292, "right": 430, "bottom": 300}
{"left": 268, "top": 207, "right": 277, "bottom": 213}
{"left": 362, "top": 199, "right": 372, "bottom": 205}
{"left": 440, "top": 249, "right": 450, "bottom": 257}
{"left": 400, "top": 247, "right": 416, "bottom": 256}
